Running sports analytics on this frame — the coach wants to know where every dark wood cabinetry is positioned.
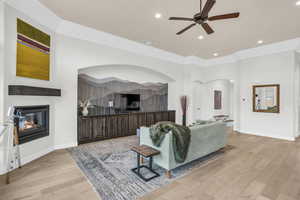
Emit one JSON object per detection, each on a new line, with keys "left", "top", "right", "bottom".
{"left": 78, "top": 111, "right": 176, "bottom": 144}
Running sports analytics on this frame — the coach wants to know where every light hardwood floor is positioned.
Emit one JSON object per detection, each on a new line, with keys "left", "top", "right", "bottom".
{"left": 1, "top": 131, "right": 300, "bottom": 200}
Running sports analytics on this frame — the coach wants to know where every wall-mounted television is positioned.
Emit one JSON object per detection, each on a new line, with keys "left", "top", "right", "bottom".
{"left": 121, "top": 94, "right": 140, "bottom": 111}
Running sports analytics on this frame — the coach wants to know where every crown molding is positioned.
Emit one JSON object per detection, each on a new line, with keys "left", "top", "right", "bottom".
{"left": 203, "top": 38, "right": 300, "bottom": 67}
{"left": 56, "top": 20, "right": 185, "bottom": 64}
{"left": 3, "top": 0, "right": 61, "bottom": 30}
{"left": 234, "top": 38, "right": 300, "bottom": 60}
{"left": 202, "top": 55, "right": 237, "bottom": 66}
{"left": 3, "top": 0, "right": 300, "bottom": 68}
{"left": 182, "top": 56, "right": 206, "bottom": 66}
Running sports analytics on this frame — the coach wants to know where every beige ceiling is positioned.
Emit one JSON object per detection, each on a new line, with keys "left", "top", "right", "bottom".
{"left": 39, "top": 0, "right": 300, "bottom": 58}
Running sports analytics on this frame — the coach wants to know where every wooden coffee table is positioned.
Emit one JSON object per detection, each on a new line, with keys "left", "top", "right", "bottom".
{"left": 131, "top": 145, "right": 160, "bottom": 182}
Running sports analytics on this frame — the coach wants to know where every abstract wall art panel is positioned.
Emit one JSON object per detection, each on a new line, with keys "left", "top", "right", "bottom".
{"left": 16, "top": 19, "right": 50, "bottom": 81}
{"left": 78, "top": 74, "right": 168, "bottom": 115}
{"left": 214, "top": 90, "right": 222, "bottom": 110}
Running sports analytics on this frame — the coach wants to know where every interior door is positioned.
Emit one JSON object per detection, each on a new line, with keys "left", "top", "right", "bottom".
{"left": 193, "top": 83, "right": 203, "bottom": 121}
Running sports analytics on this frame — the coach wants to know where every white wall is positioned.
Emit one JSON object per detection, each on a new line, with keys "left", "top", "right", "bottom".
{"left": 0, "top": 2, "right": 4, "bottom": 123}
{"left": 199, "top": 51, "right": 296, "bottom": 141}
{"left": 53, "top": 34, "right": 185, "bottom": 148}
{"left": 199, "top": 80, "right": 232, "bottom": 120}
{"left": 295, "top": 52, "right": 300, "bottom": 138}
{"left": 0, "top": 1, "right": 6, "bottom": 175}
{"left": 0, "top": 4, "right": 186, "bottom": 174}
{"left": 0, "top": 5, "right": 59, "bottom": 174}
{"left": 182, "top": 65, "right": 205, "bottom": 125}
{"left": 239, "top": 52, "right": 295, "bottom": 140}
{"left": 191, "top": 82, "right": 203, "bottom": 121}
{"left": 188, "top": 63, "right": 240, "bottom": 129}
{"left": 1, "top": 0, "right": 299, "bottom": 175}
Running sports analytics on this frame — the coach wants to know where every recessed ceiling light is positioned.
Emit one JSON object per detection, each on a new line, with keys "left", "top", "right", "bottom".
{"left": 296, "top": 1, "right": 300, "bottom": 6}
{"left": 198, "top": 35, "right": 204, "bottom": 40}
{"left": 257, "top": 40, "right": 264, "bottom": 44}
{"left": 213, "top": 53, "right": 219, "bottom": 57}
{"left": 155, "top": 13, "right": 162, "bottom": 19}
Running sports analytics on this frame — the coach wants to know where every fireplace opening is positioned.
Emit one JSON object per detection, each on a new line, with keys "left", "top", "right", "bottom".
{"left": 14, "top": 105, "right": 49, "bottom": 144}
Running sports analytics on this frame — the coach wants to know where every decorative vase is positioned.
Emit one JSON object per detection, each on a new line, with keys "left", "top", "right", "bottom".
{"left": 180, "top": 96, "right": 188, "bottom": 126}
{"left": 82, "top": 107, "right": 89, "bottom": 116}
{"left": 182, "top": 115, "right": 187, "bottom": 126}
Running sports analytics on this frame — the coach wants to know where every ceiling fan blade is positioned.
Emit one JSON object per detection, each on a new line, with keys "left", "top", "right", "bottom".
{"left": 176, "top": 23, "right": 196, "bottom": 35}
{"left": 201, "top": 23, "right": 214, "bottom": 34}
{"left": 208, "top": 13, "right": 240, "bottom": 21}
{"left": 201, "top": 0, "right": 216, "bottom": 18}
{"left": 169, "top": 17, "right": 194, "bottom": 21}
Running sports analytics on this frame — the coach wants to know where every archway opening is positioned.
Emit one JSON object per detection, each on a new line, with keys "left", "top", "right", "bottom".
{"left": 192, "top": 79, "right": 235, "bottom": 128}
{"left": 76, "top": 64, "right": 177, "bottom": 143}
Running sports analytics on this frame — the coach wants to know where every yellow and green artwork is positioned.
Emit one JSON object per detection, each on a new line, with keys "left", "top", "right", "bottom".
{"left": 16, "top": 18, "right": 50, "bottom": 81}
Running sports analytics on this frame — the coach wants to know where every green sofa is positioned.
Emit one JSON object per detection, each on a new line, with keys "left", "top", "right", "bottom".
{"left": 139, "top": 122, "right": 228, "bottom": 177}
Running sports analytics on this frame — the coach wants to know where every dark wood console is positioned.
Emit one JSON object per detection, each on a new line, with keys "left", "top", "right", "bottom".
{"left": 78, "top": 110, "right": 176, "bottom": 144}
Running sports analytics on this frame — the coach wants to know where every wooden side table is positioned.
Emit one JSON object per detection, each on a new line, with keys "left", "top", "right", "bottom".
{"left": 131, "top": 145, "right": 160, "bottom": 182}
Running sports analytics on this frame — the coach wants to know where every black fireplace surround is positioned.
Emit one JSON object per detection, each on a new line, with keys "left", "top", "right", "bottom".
{"left": 14, "top": 105, "right": 49, "bottom": 144}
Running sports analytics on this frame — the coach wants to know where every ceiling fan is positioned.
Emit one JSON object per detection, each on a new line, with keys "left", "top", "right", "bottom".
{"left": 169, "top": 0, "right": 240, "bottom": 35}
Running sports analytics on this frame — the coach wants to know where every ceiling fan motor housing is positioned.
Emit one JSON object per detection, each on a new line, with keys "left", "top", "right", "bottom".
{"left": 194, "top": 13, "right": 202, "bottom": 20}
{"left": 169, "top": 0, "right": 240, "bottom": 35}
{"left": 194, "top": 13, "right": 207, "bottom": 23}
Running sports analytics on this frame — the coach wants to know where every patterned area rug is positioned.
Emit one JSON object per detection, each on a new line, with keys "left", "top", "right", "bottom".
{"left": 68, "top": 136, "right": 232, "bottom": 200}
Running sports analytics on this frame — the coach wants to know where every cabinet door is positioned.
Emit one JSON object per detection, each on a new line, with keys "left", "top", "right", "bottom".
{"left": 78, "top": 118, "right": 93, "bottom": 143}
{"left": 162, "top": 111, "right": 169, "bottom": 121}
{"left": 169, "top": 111, "right": 176, "bottom": 122}
{"left": 154, "top": 112, "right": 163, "bottom": 123}
{"left": 146, "top": 113, "right": 155, "bottom": 126}
{"left": 137, "top": 113, "right": 147, "bottom": 128}
{"left": 129, "top": 114, "right": 139, "bottom": 135}
{"left": 106, "top": 115, "right": 119, "bottom": 138}
{"left": 116, "top": 115, "right": 129, "bottom": 137}
{"left": 93, "top": 117, "right": 106, "bottom": 140}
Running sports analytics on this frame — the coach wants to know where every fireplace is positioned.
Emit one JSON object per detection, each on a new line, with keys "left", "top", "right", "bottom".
{"left": 14, "top": 105, "right": 49, "bottom": 144}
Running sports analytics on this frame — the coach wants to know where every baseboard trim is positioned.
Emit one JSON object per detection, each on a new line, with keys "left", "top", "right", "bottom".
{"left": 0, "top": 142, "right": 78, "bottom": 175}
{"left": 238, "top": 130, "right": 295, "bottom": 141}
{"left": 21, "top": 147, "right": 54, "bottom": 166}
{"left": 54, "top": 142, "right": 77, "bottom": 150}
{"left": 0, "top": 146, "right": 54, "bottom": 175}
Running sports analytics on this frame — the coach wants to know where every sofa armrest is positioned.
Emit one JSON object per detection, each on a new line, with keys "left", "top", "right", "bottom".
{"left": 139, "top": 127, "right": 172, "bottom": 170}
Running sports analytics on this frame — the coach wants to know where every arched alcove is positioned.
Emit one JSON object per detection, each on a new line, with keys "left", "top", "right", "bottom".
{"left": 191, "top": 78, "right": 237, "bottom": 129}
{"left": 76, "top": 64, "right": 181, "bottom": 143}
{"left": 78, "top": 64, "right": 178, "bottom": 108}
{"left": 78, "top": 64, "right": 175, "bottom": 83}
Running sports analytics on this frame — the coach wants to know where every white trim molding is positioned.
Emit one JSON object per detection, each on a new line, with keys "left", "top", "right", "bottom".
{"left": 4, "top": 0, "right": 300, "bottom": 67}
{"left": 56, "top": 20, "right": 185, "bottom": 64}
{"left": 238, "top": 130, "right": 295, "bottom": 142}
{"left": 203, "top": 38, "right": 300, "bottom": 66}
{"left": 0, "top": 146, "right": 53, "bottom": 175}
{"left": 54, "top": 142, "right": 77, "bottom": 150}
{"left": 0, "top": 142, "right": 77, "bottom": 175}
{"left": 4, "top": 0, "right": 61, "bottom": 30}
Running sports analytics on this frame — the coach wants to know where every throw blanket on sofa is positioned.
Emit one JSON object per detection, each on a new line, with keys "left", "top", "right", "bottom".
{"left": 149, "top": 122, "right": 191, "bottom": 163}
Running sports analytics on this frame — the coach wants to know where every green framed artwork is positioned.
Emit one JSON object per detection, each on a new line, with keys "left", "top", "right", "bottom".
{"left": 16, "top": 19, "right": 50, "bottom": 81}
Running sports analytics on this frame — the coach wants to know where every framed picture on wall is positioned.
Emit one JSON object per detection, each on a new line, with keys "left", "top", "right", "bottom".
{"left": 214, "top": 90, "right": 222, "bottom": 110}
{"left": 253, "top": 84, "right": 280, "bottom": 113}
{"left": 16, "top": 18, "right": 51, "bottom": 81}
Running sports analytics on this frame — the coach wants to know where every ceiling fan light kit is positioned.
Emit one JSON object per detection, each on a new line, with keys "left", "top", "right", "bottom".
{"left": 169, "top": 0, "right": 240, "bottom": 35}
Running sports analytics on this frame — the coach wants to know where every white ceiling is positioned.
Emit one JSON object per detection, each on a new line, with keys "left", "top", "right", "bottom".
{"left": 39, "top": 0, "right": 300, "bottom": 58}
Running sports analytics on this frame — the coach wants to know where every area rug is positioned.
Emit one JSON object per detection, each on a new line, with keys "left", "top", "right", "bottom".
{"left": 68, "top": 136, "right": 233, "bottom": 200}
